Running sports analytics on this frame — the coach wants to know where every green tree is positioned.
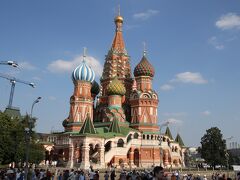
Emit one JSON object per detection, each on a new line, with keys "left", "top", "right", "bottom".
{"left": 0, "top": 112, "right": 45, "bottom": 165}
{"left": 199, "top": 127, "right": 227, "bottom": 168}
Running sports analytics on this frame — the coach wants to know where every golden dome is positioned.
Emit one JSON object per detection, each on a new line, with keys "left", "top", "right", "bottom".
{"left": 114, "top": 15, "right": 123, "bottom": 23}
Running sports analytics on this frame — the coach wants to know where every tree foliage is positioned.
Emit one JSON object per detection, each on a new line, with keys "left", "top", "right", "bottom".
{"left": 199, "top": 127, "right": 227, "bottom": 168}
{"left": 0, "top": 112, "right": 45, "bottom": 165}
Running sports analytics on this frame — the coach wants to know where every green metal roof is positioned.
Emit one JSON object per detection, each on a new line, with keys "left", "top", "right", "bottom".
{"left": 175, "top": 133, "right": 185, "bottom": 147}
{"left": 165, "top": 126, "right": 173, "bottom": 140}
{"left": 79, "top": 114, "right": 96, "bottom": 134}
{"left": 108, "top": 117, "right": 121, "bottom": 133}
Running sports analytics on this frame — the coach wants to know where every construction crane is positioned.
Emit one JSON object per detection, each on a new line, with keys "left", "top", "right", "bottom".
{"left": 0, "top": 60, "right": 18, "bottom": 67}
{"left": 0, "top": 73, "right": 35, "bottom": 108}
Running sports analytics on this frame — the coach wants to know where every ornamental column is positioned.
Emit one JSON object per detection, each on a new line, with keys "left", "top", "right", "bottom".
{"left": 99, "top": 146, "right": 105, "bottom": 168}
{"left": 67, "top": 140, "right": 74, "bottom": 168}
{"left": 80, "top": 143, "right": 90, "bottom": 169}
{"left": 163, "top": 150, "right": 169, "bottom": 167}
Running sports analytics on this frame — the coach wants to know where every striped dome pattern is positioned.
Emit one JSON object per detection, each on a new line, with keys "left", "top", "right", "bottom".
{"left": 134, "top": 55, "right": 155, "bottom": 77}
{"left": 106, "top": 76, "right": 126, "bottom": 96}
{"left": 72, "top": 61, "right": 95, "bottom": 83}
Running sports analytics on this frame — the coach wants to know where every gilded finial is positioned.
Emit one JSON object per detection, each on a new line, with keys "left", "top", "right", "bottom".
{"left": 114, "top": 5, "right": 123, "bottom": 24}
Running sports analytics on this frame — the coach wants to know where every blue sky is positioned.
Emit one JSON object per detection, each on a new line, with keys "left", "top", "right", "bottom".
{"left": 0, "top": 0, "right": 240, "bottom": 147}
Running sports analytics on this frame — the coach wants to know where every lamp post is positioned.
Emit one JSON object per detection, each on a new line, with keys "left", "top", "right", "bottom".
{"left": 0, "top": 60, "right": 18, "bottom": 67}
{"left": 25, "top": 97, "right": 41, "bottom": 180}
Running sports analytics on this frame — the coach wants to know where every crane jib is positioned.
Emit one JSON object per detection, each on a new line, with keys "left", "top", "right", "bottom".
{"left": 0, "top": 73, "right": 35, "bottom": 107}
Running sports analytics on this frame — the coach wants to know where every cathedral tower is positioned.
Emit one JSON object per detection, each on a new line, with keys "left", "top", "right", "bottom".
{"left": 97, "top": 12, "right": 133, "bottom": 122}
{"left": 63, "top": 50, "right": 96, "bottom": 132}
{"left": 130, "top": 50, "right": 159, "bottom": 132}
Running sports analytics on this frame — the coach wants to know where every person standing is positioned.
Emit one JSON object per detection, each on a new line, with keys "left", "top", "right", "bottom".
{"left": 68, "top": 169, "right": 75, "bottom": 180}
{"left": 152, "top": 166, "right": 166, "bottom": 180}
{"left": 104, "top": 171, "right": 109, "bottom": 180}
{"left": 110, "top": 170, "right": 116, "bottom": 180}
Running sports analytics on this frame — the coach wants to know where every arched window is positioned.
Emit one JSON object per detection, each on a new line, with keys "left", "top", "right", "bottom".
{"left": 133, "top": 133, "right": 139, "bottom": 139}
{"left": 117, "top": 139, "right": 124, "bottom": 147}
{"left": 127, "top": 134, "right": 132, "bottom": 143}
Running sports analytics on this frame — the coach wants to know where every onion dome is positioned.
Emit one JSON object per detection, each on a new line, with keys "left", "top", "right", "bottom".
{"left": 72, "top": 60, "right": 95, "bottom": 83}
{"left": 106, "top": 76, "right": 126, "bottom": 96}
{"left": 91, "top": 81, "right": 100, "bottom": 95}
{"left": 134, "top": 54, "right": 155, "bottom": 77}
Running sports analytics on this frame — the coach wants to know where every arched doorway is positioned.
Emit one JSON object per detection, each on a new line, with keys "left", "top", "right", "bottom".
{"left": 133, "top": 149, "right": 140, "bottom": 167}
{"left": 78, "top": 144, "right": 83, "bottom": 163}
{"left": 89, "top": 144, "right": 100, "bottom": 164}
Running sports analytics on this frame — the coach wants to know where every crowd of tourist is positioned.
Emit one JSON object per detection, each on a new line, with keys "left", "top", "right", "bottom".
{"left": 0, "top": 166, "right": 239, "bottom": 180}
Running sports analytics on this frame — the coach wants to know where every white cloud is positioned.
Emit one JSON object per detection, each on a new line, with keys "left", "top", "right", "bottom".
{"left": 216, "top": 13, "right": 240, "bottom": 30}
{"left": 47, "top": 55, "right": 103, "bottom": 77}
{"left": 18, "top": 61, "right": 36, "bottom": 70}
{"left": 208, "top": 36, "right": 224, "bottom": 50}
{"left": 163, "top": 112, "right": 187, "bottom": 117}
{"left": 160, "top": 84, "right": 174, "bottom": 91}
{"left": 171, "top": 72, "right": 208, "bottom": 84}
{"left": 133, "top": 9, "right": 159, "bottom": 20}
{"left": 202, "top": 110, "right": 211, "bottom": 116}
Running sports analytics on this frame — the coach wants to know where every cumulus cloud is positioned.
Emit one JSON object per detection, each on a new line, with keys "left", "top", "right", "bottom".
{"left": 171, "top": 72, "right": 208, "bottom": 84}
{"left": 133, "top": 9, "right": 159, "bottom": 20}
{"left": 216, "top": 13, "right": 240, "bottom": 30}
{"left": 47, "top": 55, "right": 103, "bottom": 77}
{"left": 162, "top": 118, "right": 183, "bottom": 126}
{"left": 208, "top": 36, "right": 224, "bottom": 50}
{"left": 163, "top": 112, "right": 187, "bottom": 117}
{"left": 18, "top": 62, "right": 36, "bottom": 70}
{"left": 160, "top": 84, "right": 174, "bottom": 91}
{"left": 202, "top": 110, "right": 211, "bottom": 116}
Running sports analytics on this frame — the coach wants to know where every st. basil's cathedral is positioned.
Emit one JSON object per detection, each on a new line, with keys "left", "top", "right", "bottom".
{"left": 49, "top": 12, "right": 186, "bottom": 170}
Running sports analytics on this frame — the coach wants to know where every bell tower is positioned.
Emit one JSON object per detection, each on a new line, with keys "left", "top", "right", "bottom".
{"left": 63, "top": 48, "right": 96, "bottom": 132}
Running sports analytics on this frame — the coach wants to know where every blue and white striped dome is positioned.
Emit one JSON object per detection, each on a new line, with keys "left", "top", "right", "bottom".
{"left": 72, "top": 61, "right": 95, "bottom": 83}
